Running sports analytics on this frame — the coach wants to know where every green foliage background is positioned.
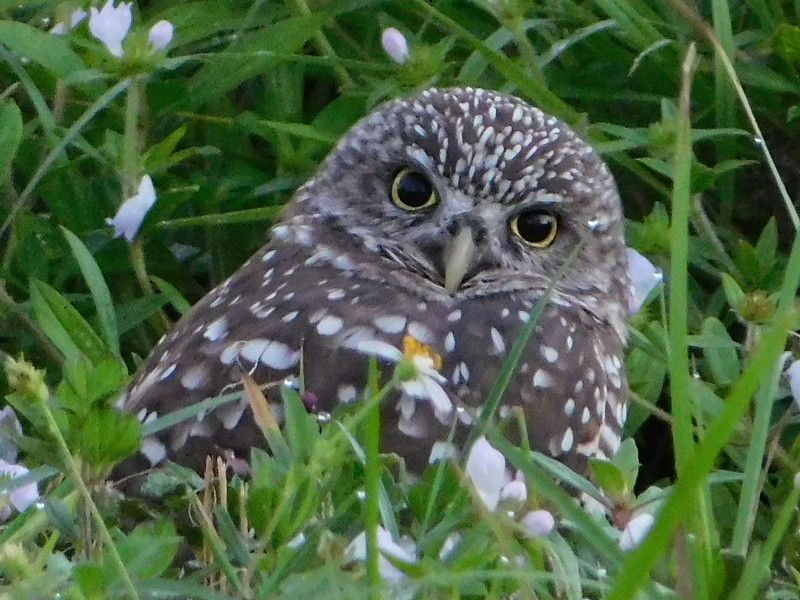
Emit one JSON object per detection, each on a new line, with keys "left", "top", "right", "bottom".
{"left": 1, "top": 0, "right": 800, "bottom": 598}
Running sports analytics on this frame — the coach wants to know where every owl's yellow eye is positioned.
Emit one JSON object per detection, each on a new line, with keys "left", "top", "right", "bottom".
{"left": 511, "top": 210, "right": 559, "bottom": 247}
{"left": 391, "top": 168, "right": 438, "bottom": 211}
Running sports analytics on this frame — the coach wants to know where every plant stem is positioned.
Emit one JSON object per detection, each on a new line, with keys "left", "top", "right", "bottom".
{"left": 122, "top": 76, "right": 169, "bottom": 332}
{"left": 668, "top": 43, "right": 696, "bottom": 476}
{"left": 364, "top": 360, "right": 381, "bottom": 599}
{"left": 36, "top": 395, "right": 140, "bottom": 599}
{"left": 508, "top": 16, "right": 546, "bottom": 84}
{"left": 286, "top": 0, "right": 353, "bottom": 87}
{"left": 0, "top": 284, "right": 64, "bottom": 366}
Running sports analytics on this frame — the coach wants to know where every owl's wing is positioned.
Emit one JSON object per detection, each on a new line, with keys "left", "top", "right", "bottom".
{"left": 431, "top": 297, "right": 626, "bottom": 474}
{"left": 118, "top": 238, "right": 449, "bottom": 477}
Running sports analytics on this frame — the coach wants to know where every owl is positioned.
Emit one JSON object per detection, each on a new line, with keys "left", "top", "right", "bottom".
{"left": 120, "top": 87, "right": 630, "bottom": 479}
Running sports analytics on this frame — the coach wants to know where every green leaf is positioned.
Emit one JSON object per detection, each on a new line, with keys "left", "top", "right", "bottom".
{"left": 60, "top": 227, "right": 120, "bottom": 356}
{"left": 151, "top": 276, "right": 192, "bottom": 316}
{"left": 720, "top": 273, "right": 746, "bottom": 310}
{"left": 30, "top": 279, "right": 113, "bottom": 365}
{"left": 29, "top": 279, "right": 82, "bottom": 364}
{"left": 0, "top": 100, "right": 22, "bottom": 180}
{"left": 0, "top": 21, "right": 86, "bottom": 78}
{"left": 112, "top": 521, "right": 180, "bottom": 581}
{"left": 754, "top": 217, "right": 778, "bottom": 274}
{"left": 74, "top": 562, "right": 106, "bottom": 600}
{"left": 183, "top": 15, "right": 327, "bottom": 109}
{"left": 588, "top": 458, "right": 629, "bottom": 499}
{"left": 612, "top": 439, "right": 640, "bottom": 491}
{"left": 236, "top": 112, "right": 338, "bottom": 145}
{"left": 701, "top": 317, "right": 740, "bottom": 385}
{"left": 281, "top": 385, "right": 318, "bottom": 462}
{"left": 75, "top": 408, "right": 141, "bottom": 470}
{"left": 115, "top": 294, "right": 168, "bottom": 335}
{"left": 774, "top": 23, "right": 800, "bottom": 65}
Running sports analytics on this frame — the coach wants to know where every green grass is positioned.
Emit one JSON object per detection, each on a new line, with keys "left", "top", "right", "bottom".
{"left": 1, "top": 0, "right": 800, "bottom": 598}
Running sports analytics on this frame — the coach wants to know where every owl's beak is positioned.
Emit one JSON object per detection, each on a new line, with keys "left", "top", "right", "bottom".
{"left": 443, "top": 226, "right": 477, "bottom": 294}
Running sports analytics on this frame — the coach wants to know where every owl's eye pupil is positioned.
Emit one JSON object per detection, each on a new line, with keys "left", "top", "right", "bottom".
{"left": 391, "top": 168, "right": 437, "bottom": 210}
{"left": 511, "top": 210, "right": 559, "bottom": 247}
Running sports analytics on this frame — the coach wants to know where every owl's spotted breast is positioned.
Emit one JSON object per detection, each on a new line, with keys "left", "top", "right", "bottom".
{"left": 121, "top": 219, "right": 624, "bottom": 476}
{"left": 119, "top": 86, "right": 630, "bottom": 483}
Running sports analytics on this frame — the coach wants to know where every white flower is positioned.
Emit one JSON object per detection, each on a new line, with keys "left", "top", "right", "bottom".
{"left": 106, "top": 175, "right": 157, "bottom": 242}
{"left": 619, "top": 512, "right": 655, "bottom": 551}
{"left": 438, "top": 532, "right": 461, "bottom": 559}
{"left": 345, "top": 526, "right": 416, "bottom": 581}
{"left": 465, "top": 436, "right": 511, "bottom": 511}
{"left": 626, "top": 247, "right": 662, "bottom": 314}
{"left": 381, "top": 28, "right": 410, "bottom": 64}
{"left": 356, "top": 339, "right": 452, "bottom": 413}
{"left": 428, "top": 440, "right": 456, "bottom": 464}
{"left": 89, "top": 1, "right": 132, "bottom": 58}
{"left": 50, "top": 8, "right": 87, "bottom": 35}
{"left": 522, "top": 509, "right": 555, "bottom": 538}
{"left": 500, "top": 471, "right": 527, "bottom": 503}
{"left": 0, "top": 459, "right": 39, "bottom": 522}
{"left": 786, "top": 360, "right": 800, "bottom": 411}
{"left": 148, "top": 20, "right": 174, "bottom": 51}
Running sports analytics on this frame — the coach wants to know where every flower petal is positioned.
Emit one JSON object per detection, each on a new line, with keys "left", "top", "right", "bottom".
{"left": 89, "top": 1, "right": 132, "bottom": 58}
{"left": 148, "top": 20, "right": 174, "bottom": 51}
{"left": 422, "top": 377, "right": 452, "bottom": 413}
{"left": 0, "top": 459, "right": 39, "bottom": 514}
{"left": 500, "top": 478, "right": 527, "bottom": 503}
{"left": 345, "top": 526, "right": 416, "bottom": 581}
{"left": 465, "top": 437, "right": 509, "bottom": 511}
{"left": 522, "top": 510, "right": 555, "bottom": 538}
{"left": 619, "top": 512, "right": 655, "bottom": 551}
{"left": 787, "top": 360, "right": 800, "bottom": 410}
{"left": 381, "top": 28, "right": 409, "bottom": 64}
{"left": 356, "top": 340, "right": 403, "bottom": 362}
{"left": 106, "top": 174, "right": 157, "bottom": 242}
{"left": 626, "top": 247, "right": 662, "bottom": 314}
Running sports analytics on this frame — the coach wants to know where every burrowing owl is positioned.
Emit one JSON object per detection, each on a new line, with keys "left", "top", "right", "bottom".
{"left": 120, "top": 87, "right": 630, "bottom": 477}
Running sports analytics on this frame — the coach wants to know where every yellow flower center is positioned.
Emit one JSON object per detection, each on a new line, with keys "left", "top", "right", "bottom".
{"left": 402, "top": 335, "right": 443, "bottom": 371}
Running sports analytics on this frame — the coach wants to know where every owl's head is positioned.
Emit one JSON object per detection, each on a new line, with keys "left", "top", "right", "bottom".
{"left": 290, "top": 88, "right": 629, "bottom": 327}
